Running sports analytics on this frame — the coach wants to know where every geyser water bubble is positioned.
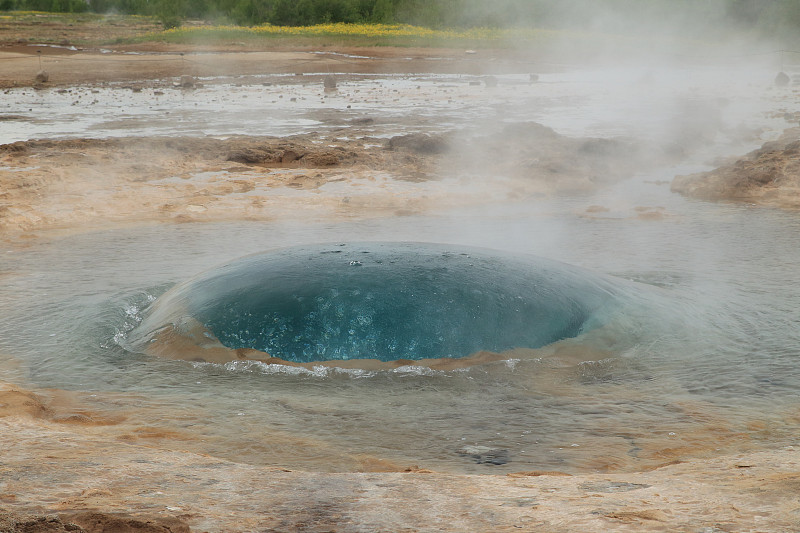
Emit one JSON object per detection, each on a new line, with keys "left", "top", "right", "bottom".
{"left": 127, "top": 242, "right": 626, "bottom": 368}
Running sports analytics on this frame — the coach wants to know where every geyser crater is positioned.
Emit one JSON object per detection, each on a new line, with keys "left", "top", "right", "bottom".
{"left": 127, "top": 242, "right": 624, "bottom": 369}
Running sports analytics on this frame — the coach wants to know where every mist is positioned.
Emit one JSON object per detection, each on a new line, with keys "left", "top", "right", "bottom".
{"left": 3, "top": 2, "right": 800, "bottom": 529}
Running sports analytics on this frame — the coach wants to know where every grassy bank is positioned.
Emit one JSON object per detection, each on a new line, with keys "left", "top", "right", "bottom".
{"left": 125, "top": 22, "right": 563, "bottom": 49}
{"left": 2, "top": 10, "right": 731, "bottom": 59}
{"left": 2, "top": 11, "right": 543, "bottom": 48}
{"left": 118, "top": 21, "right": 684, "bottom": 58}
{"left": 0, "top": 11, "right": 162, "bottom": 45}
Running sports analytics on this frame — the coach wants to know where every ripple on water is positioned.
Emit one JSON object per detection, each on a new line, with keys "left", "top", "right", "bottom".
{"left": 125, "top": 242, "right": 632, "bottom": 368}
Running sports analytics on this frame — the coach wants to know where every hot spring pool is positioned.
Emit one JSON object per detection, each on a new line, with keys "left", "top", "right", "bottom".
{"left": 1, "top": 199, "right": 799, "bottom": 475}
{"left": 127, "top": 242, "right": 627, "bottom": 366}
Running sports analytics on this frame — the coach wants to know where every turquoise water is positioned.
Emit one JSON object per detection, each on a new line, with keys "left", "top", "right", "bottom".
{"left": 129, "top": 243, "right": 629, "bottom": 363}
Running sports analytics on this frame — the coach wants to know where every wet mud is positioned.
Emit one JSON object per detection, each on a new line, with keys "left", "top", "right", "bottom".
{"left": 0, "top": 45, "right": 545, "bottom": 90}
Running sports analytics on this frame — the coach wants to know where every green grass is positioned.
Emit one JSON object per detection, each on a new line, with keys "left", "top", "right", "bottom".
{"left": 1, "top": 10, "right": 726, "bottom": 57}
{"left": 123, "top": 22, "right": 573, "bottom": 50}
{"left": 0, "top": 10, "right": 162, "bottom": 45}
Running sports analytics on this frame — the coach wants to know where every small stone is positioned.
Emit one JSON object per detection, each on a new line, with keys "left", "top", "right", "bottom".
{"left": 580, "top": 481, "right": 651, "bottom": 493}
{"left": 281, "top": 150, "right": 300, "bottom": 163}
{"left": 458, "top": 445, "right": 510, "bottom": 465}
{"left": 387, "top": 133, "right": 449, "bottom": 154}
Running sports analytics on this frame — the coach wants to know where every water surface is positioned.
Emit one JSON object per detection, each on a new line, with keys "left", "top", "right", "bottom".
{"left": 1, "top": 65, "right": 799, "bottom": 474}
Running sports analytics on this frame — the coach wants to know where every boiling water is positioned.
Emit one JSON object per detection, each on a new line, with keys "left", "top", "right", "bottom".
{"left": 1, "top": 65, "right": 799, "bottom": 474}
{"left": 127, "top": 242, "right": 630, "bottom": 363}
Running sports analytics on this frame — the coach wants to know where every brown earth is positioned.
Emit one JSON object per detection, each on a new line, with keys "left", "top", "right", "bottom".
{"left": 0, "top": 43, "right": 541, "bottom": 89}
{"left": 672, "top": 128, "right": 800, "bottom": 208}
{"left": 0, "top": 126, "right": 656, "bottom": 237}
{"left": 1, "top": 383, "right": 799, "bottom": 532}
{"left": 0, "top": 512, "right": 190, "bottom": 533}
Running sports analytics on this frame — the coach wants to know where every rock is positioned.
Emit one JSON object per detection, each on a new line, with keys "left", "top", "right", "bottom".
{"left": 0, "top": 512, "right": 86, "bottom": 532}
{"left": 34, "top": 70, "right": 49, "bottom": 83}
{"left": 507, "top": 470, "right": 572, "bottom": 477}
{"left": 66, "top": 511, "right": 191, "bottom": 533}
{"left": 671, "top": 129, "right": 800, "bottom": 207}
{"left": 458, "top": 445, "right": 510, "bottom": 465}
{"left": 53, "top": 413, "right": 94, "bottom": 424}
{"left": 580, "top": 481, "right": 651, "bottom": 493}
{"left": 579, "top": 137, "right": 632, "bottom": 157}
{"left": 0, "top": 389, "right": 50, "bottom": 418}
{"left": 387, "top": 133, "right": 449, "bottom": 154}
{"left": 303, "top": 151, "right": 339, "bottom": 166}
{"left": 178, "top": 75, "right": 195, "bottom": 88}
{"left": 280, "top": 149, "right": 300, "bottom": 163}
{"left": 501, "top": 121, "right": 560, "bottom": 140}
{"left": 775, "top": 71, "right": 790, "bottom": 87}
{"left": 226, "top": 147, "right": 269, "bottom": 164}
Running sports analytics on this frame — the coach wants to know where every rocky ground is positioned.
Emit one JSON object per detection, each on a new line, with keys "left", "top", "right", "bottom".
{"left": 672, "top": 127, "right": 800, "bottom": 208}
{"left": 2, "top": 382, "right": 800, "bottom": 532}
{"left": 0, "top": 125, "right": 662, "bottom": 237}
{"left": 2, "top": 21, "right": 800, "bottom": 533}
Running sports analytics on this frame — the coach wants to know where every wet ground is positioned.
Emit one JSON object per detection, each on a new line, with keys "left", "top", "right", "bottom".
{"left": 2, "top": 53, "right": 800, "bottom": 531}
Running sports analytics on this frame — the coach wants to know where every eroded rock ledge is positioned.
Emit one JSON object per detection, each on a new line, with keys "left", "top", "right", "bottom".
{"left": 2, "top": 413, "right": 799, "bottom": 533}
{"left": 2, "top": 382, "right": 799, "bottom": 532}
{"left": 672, "top": 128, "right": 800, "bottom": 208}
{"left": 0, "top": 125, "right": 661, "bottom": 235}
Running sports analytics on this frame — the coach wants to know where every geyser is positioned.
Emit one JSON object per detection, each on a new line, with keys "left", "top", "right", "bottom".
{"left": 128, "top": 243, "right": 622, "bottom": 366}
